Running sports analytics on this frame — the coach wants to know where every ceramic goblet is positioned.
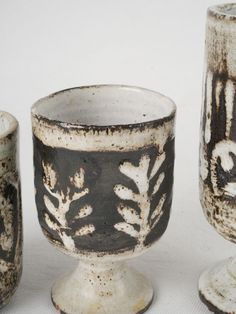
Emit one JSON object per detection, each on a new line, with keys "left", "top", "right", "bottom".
{"left": 199, "top": 3, "right": 236, "bottom": 313}
{"left": 31, "top": 85, "right": 176, "bottom": 314}
{"left": 0, "top": 112, "right": 22, "bottom": 307}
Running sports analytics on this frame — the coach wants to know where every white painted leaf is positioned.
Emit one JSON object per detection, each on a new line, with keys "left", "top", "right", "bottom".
{"left": 60, "top": 231, "right": 75, "bottom": 251}
{"left": 119, "top": 161, "right": 135, "bottom": 179}
{"left": 45, "top": 213, "right": 59, "bottom": 231}
{"left": 139, "top": 155, "right": 151, "bottom": 175}
{"left": 119, "top": 155, "right": 150, "bottom": 193}
{"left": 150, "top": 153, "right": 166, "bottom": 179}
{"left": 225, "top": 79, "right": 234, "bottom": 138}
{"left": 0, "top": 234, "right": 13, "bottom": 252}
{"left": 114, "top": 222, "right": 138, "bottom": 238}
{"left": 76, "top": 224, "right": 95, "bottom": 236}
{"left": 152, "top": 172, "right": 165, "bottom": 195}
{"left": 114, "top": 184, "right": 137, "bottom": 201}
{"left": 117, "top": 204, "right": 141, "bottom": 225}
{"left": 70, "top": 168, "right": 85, "bottom": 189}
{"left": 72, "top": 188, "right": 89, "bottom": 202}
{"left": 150, "top": 194, "right": 166, "bottom": 228}
{"left": 42, "top": 162, "right": 57, "bottom": 189}
{"left": 75, "top": 205, "right": 93, "bottom": 219}
{"left": 0, "top": 260, "right": 12, "bottom": 272}
{"left": 44, "top": 195, "right": 58, "bottom": 216}
{"left": 0, "top": 196, "right": 14, "bottom": 252}
{"left": 223, "top": 182, "right": 236, "bottom": 197}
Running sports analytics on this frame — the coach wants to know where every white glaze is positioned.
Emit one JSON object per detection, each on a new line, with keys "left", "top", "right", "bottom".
{"left": 32, "top": 85, "right": 176, "bottom": 314}
{"left": 199, "top": 256, "right": 236, "bottom": 313}
{"left": 42, "top": 162, "right": 95, "bottom": 251}
{"left": 0, "top": 112, "right": 22, "bottom": 307}
{"left": 114, "top": 153, "right": 166, "bottom": 246}
{"left": 52, "top": 260, "right": 153, "bottom": 314}
{"left": 199, "top": 4, "right": 236, "bottom": 312}
{"left": 32, "top": 85, "right": 175, "bottom": 126}
{"left": 32, "top": 116, "right": 174, "bottom": 152}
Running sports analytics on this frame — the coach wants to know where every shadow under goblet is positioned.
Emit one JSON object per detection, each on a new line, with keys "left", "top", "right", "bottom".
{"left": 31, "top": 85, "right": 176, "bottom": 314}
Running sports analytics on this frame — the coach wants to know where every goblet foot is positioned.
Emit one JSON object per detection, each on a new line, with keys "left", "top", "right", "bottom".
{"left": 199, "top": 256, "right": 236, "bottom": 313}
{"left": 51, "top": 260, "right": 153, "bottom": 314}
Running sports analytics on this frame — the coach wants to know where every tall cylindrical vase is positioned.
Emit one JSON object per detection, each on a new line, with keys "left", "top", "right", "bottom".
{"left": 199, "top": 4, "right": 236, "bottom": 313}
{"left": 0, "top": 112, "right": 22, "bottom": 307}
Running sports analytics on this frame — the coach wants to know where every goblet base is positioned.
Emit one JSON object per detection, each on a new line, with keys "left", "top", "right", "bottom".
{"left": 199, "top": 256, "right": 236, "bottom": 314}
{"left": 51, "top": 260, "right": 153, "bottom": 314}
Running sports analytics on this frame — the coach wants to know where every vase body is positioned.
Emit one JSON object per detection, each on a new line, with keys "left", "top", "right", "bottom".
{"left": 199, "top": 4, "right": 236, "bottom": 313}
{"left": 32, "top": 85, "right": 176, "bottom": 314}
{"left": 0, "top": 112, "right": 22, "bottom": 307}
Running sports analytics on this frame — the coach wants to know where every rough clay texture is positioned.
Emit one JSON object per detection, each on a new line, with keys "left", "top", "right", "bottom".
{"left": 51, "top": 261, "right": 153, "bottom": 314}
{"left": 200, "top": 5, "right": 236, "bottom": 244}
{"left": 0, "top": 127, "right": 22, "bottom": 307}
{"left": 32, "top": 86, "right": 175, "bottom": 314}
{"left": 33, "top": 117, "right": 175, "bottom": 259}
{"left": 199, "top": 4, "right": 236, "bottom": 314}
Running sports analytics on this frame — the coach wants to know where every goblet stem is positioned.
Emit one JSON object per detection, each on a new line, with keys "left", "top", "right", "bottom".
{"left": 51, "top": 259, "right": 154, "bottom": 314}
{"left": 199, "top": 255, "right": 236, "bottom": 313}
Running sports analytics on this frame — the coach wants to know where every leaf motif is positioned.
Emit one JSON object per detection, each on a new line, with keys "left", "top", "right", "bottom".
{"left": 71, "top": 188, "right": 89, "bottom": 202}
{"left": 150, "top": 194, "right": 166, "bottom": 228}
{"left": 114, "top": 222, "right": 138, "bottom": 238}
{"left": 114, "top": 184, "right": 138, "bottom": 201}
{"left": 0, "top": 260, "right": 12, "bottom": 272}
{"left": 150, "top": 152, "right": 166, "bottom": 179}
{"left": 119, "top": 155, "right": 150, "bottom": 193}
{"left": 76, "top": 224, "right": 95, "bottom": 236}
{"left": 223, "top": 182, "right": 236, "bottom": 197}
{"left": 117, "top": 204, "right": 141, "bottom": 225}
{"left": 70, "top": 168, "right": 85, "bottom": 189}
{"left": 152, "top": 172, "right": 165, "bottom": 195}
{"left": 45, "top": 213, "right": 59, "bottom": 231}
{"left": 44, "top": 195, "right": 58, "bottom": 216}
{"left": 44, "top": 194, "right": 67, "bottom": 226}
{"left": 60, "top": 231, "right": 75, "bottom": 251}
{"left": 74, "top": 205, "right": 93, "bottom": 220}
{"left": 42, "top": 162, "right": 57, "bottom": 189}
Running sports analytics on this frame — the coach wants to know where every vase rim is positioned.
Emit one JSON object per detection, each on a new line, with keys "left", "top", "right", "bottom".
{"left": 0, "top": 111, "right": 18, "bottom": 139}
{"left": 208, "top": 3, "right": 236, "bottom": 20}
{"left": 31, "top": 84, "right": 176, "bottom": 130}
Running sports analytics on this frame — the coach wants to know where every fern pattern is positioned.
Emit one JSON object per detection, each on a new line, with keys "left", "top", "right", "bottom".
{"left": 114, "top": 153, "right": 166, "bottom": 245}
{"left": 42, "top": 162, "right": 95, "bottom": 251}
{"left": 0, "top": 195, "right": 14, "bottom": 253}
{"left": 0, "top": 172, "right": 22, "bottom": 295}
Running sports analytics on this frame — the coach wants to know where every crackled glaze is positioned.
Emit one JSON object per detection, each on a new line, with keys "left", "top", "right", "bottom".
{"left": 199, "top": 4, "right": 236, "bottom": 313}
{"left": 32, "top": 85, "right": 176, "bottom": 314}
{"left": 0, "top": 112, "right": 22, "bottom": 308}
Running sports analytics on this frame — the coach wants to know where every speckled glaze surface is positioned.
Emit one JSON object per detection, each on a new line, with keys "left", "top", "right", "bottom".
{"left": 0, "top": 112, "right": 22, "bottom": 308}
{"left": 199, "top": 4, "right": 236, "bottom": 313}
{"left": 31, "top": 85, "right": 176, "bottom": 314}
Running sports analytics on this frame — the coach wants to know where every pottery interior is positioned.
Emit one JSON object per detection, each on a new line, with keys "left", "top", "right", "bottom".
{"left": 32, "top": 85, "right": 176, "bottom": 314}
{"left": 199, "top": 4, "right": 236, "bottom": 313}
{"left": 0, "top": 111, "right": 22, "bottom": 308}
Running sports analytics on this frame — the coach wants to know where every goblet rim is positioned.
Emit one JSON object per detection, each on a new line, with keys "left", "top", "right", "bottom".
{"left": 208, "top": 3, "right": 236, "bottom": 20}
{"left": 31, "top": 84, "right": 176, "bottom": 131}
{"left": 0, "top": 111, "right": 18, "bottom": 140}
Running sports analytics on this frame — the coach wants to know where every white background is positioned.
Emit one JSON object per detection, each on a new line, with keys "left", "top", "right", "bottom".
{"left": 0, "top": 1, "right": 235, "bottom": 313}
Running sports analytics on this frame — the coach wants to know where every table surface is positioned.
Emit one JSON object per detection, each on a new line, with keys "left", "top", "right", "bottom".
{"left": 0, "top": 0, "right": 235, "bottom": 313}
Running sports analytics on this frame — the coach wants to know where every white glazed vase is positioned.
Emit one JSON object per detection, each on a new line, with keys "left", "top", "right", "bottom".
{"left": 32, "top": 85, "right": 176, "bottom": 314}
{"left": 199, "top": 4, "right": 236, "bottom": 313}
{"left": 0, "top": 112, "right": 22, "bottom": 307}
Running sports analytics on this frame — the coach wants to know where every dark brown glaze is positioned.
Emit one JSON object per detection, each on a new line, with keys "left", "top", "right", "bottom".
{"left": 0, "top": 173, "right": 22, "bottom": 307}
{"left": 202, "top": 73, "right": 236, "bottom": 191}
{"left": 33, "top": 135, "right": 174, "bottom": 255}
